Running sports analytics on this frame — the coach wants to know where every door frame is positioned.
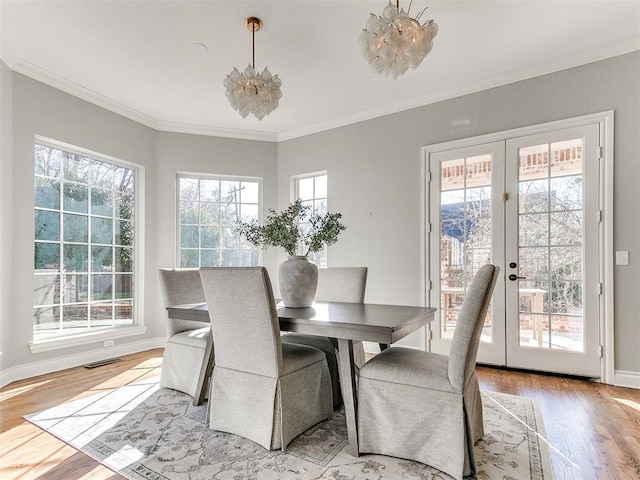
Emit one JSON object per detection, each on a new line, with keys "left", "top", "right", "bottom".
{"left": 421, "top": 111, "right": 614, "bottom": 384}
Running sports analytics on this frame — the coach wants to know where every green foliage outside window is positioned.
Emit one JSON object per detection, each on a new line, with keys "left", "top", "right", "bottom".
{"left": 33, "top": 143, "right": 136, "bottom": 339}
{"left": 178, "top": 177, "right": 259, "bottom": 268}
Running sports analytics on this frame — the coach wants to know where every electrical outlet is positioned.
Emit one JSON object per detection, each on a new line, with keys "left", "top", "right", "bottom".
{"left": 104, "top": 339, "right": 114, "bottom": 347}
{"left": 615, "top": 251, "right": 629, "bottom": 266}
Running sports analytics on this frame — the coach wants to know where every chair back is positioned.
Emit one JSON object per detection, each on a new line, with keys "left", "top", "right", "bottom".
{"left": 448, "top": 264, "right": 499, "bottom": 390}
{"left": 158, "top": 268, "right": 206, "bottom": 336}
{"left": 199, "top": 267, "right": 282, "bottom": 378}
{"left": 316, "top": 267, "right": 368, "bottom": 303}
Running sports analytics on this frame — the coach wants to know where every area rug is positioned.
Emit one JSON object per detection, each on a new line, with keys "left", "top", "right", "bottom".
{"left": 25, "top": 376, "right": 553, "bottom": 479}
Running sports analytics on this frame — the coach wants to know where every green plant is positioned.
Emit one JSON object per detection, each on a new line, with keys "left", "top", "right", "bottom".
{"left": 236, "top": 199, "right": 346, "bottom": 257}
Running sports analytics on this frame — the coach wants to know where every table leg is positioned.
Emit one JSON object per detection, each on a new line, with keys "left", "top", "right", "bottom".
{"left": 193, "top": 336, "right": 215, "bottom": 406}
{"left": 337, "top": 338, "right": 359, "bottom": 457}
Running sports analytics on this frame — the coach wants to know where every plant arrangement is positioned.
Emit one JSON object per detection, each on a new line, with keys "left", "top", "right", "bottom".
{"left": 236, "top": 199, "right": 346, "bottom": 257}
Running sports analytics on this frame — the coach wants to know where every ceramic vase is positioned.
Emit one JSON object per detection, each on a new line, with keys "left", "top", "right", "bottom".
{"left": 278, "top": 256, "right": 318, "bottom": 308}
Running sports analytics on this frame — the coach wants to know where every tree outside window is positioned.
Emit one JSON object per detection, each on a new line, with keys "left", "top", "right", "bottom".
{"left": 295, "top": 173, "right": 328, "bottom": 267}
{"left": 177, "top": 176, "right": 260, "bottom": 267}
{"left": 33, "top": 143, "right": 136, "bottom": 340}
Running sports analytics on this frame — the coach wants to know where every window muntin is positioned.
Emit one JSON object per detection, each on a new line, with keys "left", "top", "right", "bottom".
{"left": 294, "top": 173, "right": 328, "bottom": 267}
{"left": 33, "top": 143, "right": 136, "bottom": 341}
{"left": 178, "top": 175, "right": 260, "bottom": 267}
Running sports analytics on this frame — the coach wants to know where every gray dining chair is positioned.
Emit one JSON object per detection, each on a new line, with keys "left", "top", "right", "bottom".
{"left": 200, "top": 266, "right": 333, "bottom": 451}
{"left": 282, "top": 266, "right": 368, "bottom": 408}
{"left": 357, "top": 264, "right": 499, "bottom": 480}
{"left": 158, "top": 268, "right": 213, "bottom": 406}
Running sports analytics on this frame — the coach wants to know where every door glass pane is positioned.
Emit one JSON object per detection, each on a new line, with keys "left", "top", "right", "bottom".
{"left": 517, "top": 139, "right": 584, "bottom": 351}
{"left": 439, "top": 154, "right": 494, "bottom": 341}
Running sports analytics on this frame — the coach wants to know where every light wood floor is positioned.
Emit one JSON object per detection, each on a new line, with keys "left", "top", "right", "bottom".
{"left": 1, "top": 349, "right": 639, "bottom": 479}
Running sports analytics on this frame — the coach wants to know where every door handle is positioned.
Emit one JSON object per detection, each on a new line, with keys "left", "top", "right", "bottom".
{"left": 508, "top": 274, "right": 526, "bottom": 281}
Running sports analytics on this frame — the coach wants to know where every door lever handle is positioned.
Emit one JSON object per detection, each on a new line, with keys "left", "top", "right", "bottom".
{"left": 508, "top": 274, "right": 527, "bottom": 281}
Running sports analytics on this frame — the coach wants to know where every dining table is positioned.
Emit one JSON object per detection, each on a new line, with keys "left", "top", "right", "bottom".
{"left": 166, "top": 300, "right": 436, "bottom": 456}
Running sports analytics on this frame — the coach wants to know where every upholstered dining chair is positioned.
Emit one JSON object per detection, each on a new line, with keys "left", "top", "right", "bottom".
{"left": 199, "top": 266, "right": 333, "bottom": 451}
{"left": 158, "top": 268, "right": 213, "bottom": 406}
{"left": 282, "top": 266, "right": 368, "bottom": 408}
{"left": 357, "top": 264, "right": 499, "bottom": 480}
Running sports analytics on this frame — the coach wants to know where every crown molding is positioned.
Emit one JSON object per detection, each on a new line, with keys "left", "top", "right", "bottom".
{"left": 1, "top": 40, "right": 279, "bottom": 142}
{"left": 0, "top": 40, "right": 19, "bottom": 69}
{"left": 2, "top": 41, "right": 160, "bottom": 130}
{"left": 277, "top": 38, "right": 640, "bottom": 142}
{"left": 3, "top": 38, "right": 638, "bottom": 144}
{"left": 156, "top": 120, "right": 278, "bottom": 142}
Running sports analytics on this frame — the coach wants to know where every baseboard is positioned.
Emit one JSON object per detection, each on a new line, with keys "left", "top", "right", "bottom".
{"left": 0, "top": 337, "right": 166, "bottom": 389}
{"left": 613, "top": 370, "right": 640, "bottom": 389}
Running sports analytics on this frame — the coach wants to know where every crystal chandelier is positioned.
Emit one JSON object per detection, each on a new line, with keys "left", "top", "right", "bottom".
{"left": 224, "top": 17, "right": 282, "bottom": 120}
{"left": 360, "top": 1, "right": 438, "bottom": 78}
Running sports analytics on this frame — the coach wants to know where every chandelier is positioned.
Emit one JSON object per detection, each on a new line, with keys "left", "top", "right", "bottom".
{"left": 360, "top": 1, "right": 438, "bottom": 78}
{"left": 224, "top": 17, "right": 282, "bottom": 120}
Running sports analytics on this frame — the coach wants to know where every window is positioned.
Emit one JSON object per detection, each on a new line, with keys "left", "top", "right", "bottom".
{"left": 294, "top": 173, "right": 328, "bottom": 267}
{"left": 177, "top": 175, "right": 260, "bottom": 267}
{"left": 33, "top": 142, "right": 137, "bottom": 342}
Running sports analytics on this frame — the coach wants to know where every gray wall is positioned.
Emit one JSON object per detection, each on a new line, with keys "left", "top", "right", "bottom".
{"left": 10, "top": 72, "right": 157, "bottom": 369}
{"left": 1, "top": 60, "right": 13, "bottom": 371}
{"left": 277, "top": 52, "right": 640, "bottom": 373}
{"left": 154, "top": 132, "right": 279, "bottom": 329}
{"left": 3, "top": 71, "right": 278, "bottom": 377}
{"left": 1, "top": 52, "right": 638, "bottom": 381}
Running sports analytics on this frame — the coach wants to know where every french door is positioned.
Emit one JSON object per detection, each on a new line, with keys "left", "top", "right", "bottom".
{"left": 427, "top": 124, "right": 602, "bottom": 377}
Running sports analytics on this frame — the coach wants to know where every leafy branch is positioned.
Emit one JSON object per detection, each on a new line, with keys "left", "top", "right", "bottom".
{"left": 236, "top": 200, "right": 346, "bottom": 257}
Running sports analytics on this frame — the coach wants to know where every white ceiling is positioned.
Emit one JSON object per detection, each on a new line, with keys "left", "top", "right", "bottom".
{"left": 1, "top": 1, "right": 639, "bottom": 142}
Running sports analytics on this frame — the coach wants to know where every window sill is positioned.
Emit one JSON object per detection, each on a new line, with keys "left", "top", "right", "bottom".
{"left": 29, "top": 325, "right": 147, "bottom": 354}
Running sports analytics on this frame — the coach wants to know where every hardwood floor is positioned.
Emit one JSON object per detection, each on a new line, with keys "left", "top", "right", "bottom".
{"left": 0, "top": 349, "right": 163, "bottom": 480}
{"left": 1, "top": 349, "right": 639, "bottom": 479}
{"left": 476, "top": 365, "right": 640, "bottom": 479}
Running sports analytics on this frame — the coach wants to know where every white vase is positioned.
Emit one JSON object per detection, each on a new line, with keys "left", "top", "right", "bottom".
{"left": 278, "top": 256, "right": 318, "bottom": 308}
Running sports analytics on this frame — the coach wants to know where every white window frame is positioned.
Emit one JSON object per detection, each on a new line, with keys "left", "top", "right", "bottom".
{"left": 30, "top": 136, "right": 146, "bottom": 353}
{"left": 292, "top": 171, "right": 328, "bottom": 267}
{"left": 176, "top": 173, "right": 262, "bottom": 268}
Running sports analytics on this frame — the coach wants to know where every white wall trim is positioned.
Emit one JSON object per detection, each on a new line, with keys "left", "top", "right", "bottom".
{"left": 600, "top": 112, "right": 616, "bottom": 386}
{"left": 29, "top": 326, "right": 148, "bottom": 354}
{"left": 613, "top": 370, "right": 640, "bottom": 390}
{"left": 423, "top": 111, "right": 615, "bottom": 153}
{"left": 1, "top": 337, "right": 165, "bottom": 389}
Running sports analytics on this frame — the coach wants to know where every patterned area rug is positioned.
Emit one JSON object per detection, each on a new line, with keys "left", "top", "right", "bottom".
{"left": 25, "top": 376, "right": 553, "bottom": 479}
